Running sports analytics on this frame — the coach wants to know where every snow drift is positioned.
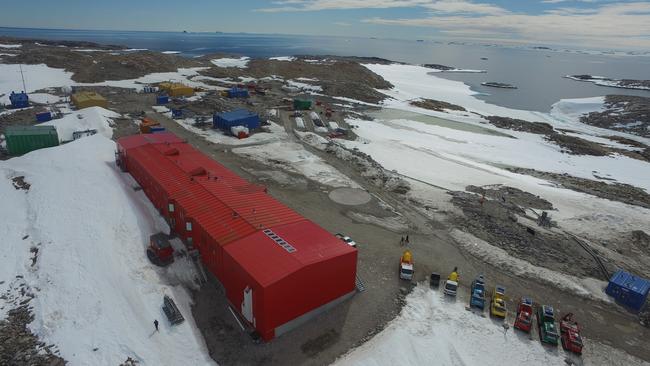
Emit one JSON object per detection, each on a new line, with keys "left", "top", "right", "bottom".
{"left": 0, "top": 136, "right": 215, "bottom": 365}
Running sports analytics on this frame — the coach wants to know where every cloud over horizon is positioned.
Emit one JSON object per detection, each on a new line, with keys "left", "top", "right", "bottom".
{"left": 257, "top": 0, "right": 650, "bottom": 49}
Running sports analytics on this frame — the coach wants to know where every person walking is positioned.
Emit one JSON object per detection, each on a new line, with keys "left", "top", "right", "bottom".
{"left": 154, "top": 319, "right": 159, "bottom": 332}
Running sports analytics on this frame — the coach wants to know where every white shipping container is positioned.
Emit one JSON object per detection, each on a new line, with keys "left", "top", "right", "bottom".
{"left": 328, "top": 121, "right": 339, "bottom": 130}
{"left": 295, "top": 117, "right": 305, "bottom": 130}
{"left": 309, "top": 111, "right": 320, "bottom": 120}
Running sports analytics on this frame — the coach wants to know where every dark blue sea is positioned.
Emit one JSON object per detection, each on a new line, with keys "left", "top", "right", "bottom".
{"left": 1, "top": 27, "right": 649, "bottom": 112}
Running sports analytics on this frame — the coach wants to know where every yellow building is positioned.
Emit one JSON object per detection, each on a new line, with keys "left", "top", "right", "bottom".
{"left": 158, "top": 82, "right": 194, "bottom": 97}
{"left": 71, "top": 91, "right": 108, "bottom": 109}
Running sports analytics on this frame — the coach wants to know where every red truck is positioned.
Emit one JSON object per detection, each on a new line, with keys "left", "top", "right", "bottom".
{"left": 560, "top": 313, "right": 583, "bottom": 355}
{"left": 513, "top": 297, "right": 534, "bottom": 333}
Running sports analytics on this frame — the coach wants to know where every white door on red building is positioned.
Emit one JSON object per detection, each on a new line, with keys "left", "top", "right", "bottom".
{"left": 242, "top": 286, "right": 254, "bottom": 325}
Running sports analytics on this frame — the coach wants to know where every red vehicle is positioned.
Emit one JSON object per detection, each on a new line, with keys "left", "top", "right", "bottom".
{"left": 147, "top": 233, "right": 174, "bottom": 266}
{"left": 513, "top": 297, "right": 534, "bottom": 333}
{"left": 560, "top": 313, "right": 583, "bottom": 355}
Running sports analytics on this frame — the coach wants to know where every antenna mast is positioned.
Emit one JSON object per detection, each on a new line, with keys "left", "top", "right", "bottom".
{"left": 19, "top": 65, "right": 27, "bottom": 92}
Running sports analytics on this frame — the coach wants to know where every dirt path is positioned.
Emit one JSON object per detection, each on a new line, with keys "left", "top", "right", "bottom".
{"left": 152, "top": 112, "right": 650, "bottom": 365}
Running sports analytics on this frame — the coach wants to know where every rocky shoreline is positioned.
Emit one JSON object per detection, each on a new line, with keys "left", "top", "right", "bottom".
{"left": 565, "top": 75, "right": 650, "bottom": 91}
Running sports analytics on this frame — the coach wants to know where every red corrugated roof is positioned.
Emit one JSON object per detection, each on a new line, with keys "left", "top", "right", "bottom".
{"left": 118, "top": 132, "right": 184, "bottom": 150}
{"left": 118, "top": 132, "right": 356, "bottom": 285}
{"left": 224, "top": 220, "right": 356, "bottom": 286}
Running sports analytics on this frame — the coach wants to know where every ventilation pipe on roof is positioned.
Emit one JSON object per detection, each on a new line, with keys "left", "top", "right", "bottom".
{"left": 164, "top": 148, "right": 179, "bottom": 156}
{"left": 189, "top": 167, "right": 206, "bottom": 176}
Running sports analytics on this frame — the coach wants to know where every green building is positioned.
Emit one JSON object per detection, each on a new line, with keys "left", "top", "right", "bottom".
{"left": 5, "top": 125, "right": 59, "bottom": 155}
{"left": 293, "top": 99, "right": 312, "bottom": 110}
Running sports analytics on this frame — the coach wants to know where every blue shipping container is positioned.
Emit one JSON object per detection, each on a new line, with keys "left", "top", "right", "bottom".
{"left": 213, "top": 109, "right": 260, "bottom": 131}
{"left": 36, "top": 112, "right": 52, "bottom": 122}
{"left": 156, "top": 95, "right": 169, "bottom": 105}
{"left": 150, "top": 127, "right": 166, "bottom": 133}
{"left": 606, "top": 270, "right": 650, "bottom": 312}
{"left": 227, "top": 88, "right": 249, "bottom": 98}
{"left": 171, "top": 109, "right": 183, "bottom": 118}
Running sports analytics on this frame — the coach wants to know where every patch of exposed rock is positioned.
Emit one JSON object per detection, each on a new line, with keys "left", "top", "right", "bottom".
{"left": 0, "top": 305, "right": 66, "bottom": 366}
{"left": 507, "top": 167, "right": 650, "bottom": 209}
{"left": 410, "top": 99, "right": 466, "bottom": 112}
{"left": 486, "top": 116, "right": 554, "bottom": 135}
{"left": 580, "top": 95, "right": 650, "bottom": 137}
{"left": 199, "top": 57, "right": 392, "bottom": 104}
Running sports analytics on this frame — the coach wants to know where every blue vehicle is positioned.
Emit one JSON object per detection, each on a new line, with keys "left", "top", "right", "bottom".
{"left": 470, "top": 275, "right": 486, "bottom": 309}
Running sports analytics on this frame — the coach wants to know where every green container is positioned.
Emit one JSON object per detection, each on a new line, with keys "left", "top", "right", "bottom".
{"left": 293, "top": 99, "right": 312, "bottom": 110}
{"left": 5, "top": 125, "right": 59, "bottom": 155}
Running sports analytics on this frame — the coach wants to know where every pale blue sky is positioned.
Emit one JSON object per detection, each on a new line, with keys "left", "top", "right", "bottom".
{"left": 1, "top": 1, "right": 648, "bottom": 48}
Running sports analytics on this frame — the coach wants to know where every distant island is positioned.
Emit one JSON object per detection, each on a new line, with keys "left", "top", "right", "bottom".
{"left": 565, "top": 75, "right": 650, "bottom": 91}
{"left": 481, "top": 82, "right": 517, "bottom": 89}
{"left": 422, "top": 63, "right": 486, "bottom": 73}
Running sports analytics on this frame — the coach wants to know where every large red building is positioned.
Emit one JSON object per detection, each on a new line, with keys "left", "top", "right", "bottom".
{"left": 116, "top": 132, "right": 357, "bottom": 340}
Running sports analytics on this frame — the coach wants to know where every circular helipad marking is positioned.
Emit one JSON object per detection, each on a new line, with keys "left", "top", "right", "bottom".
{"left": 328, "top": 188, "right": 372, "bottom": 206}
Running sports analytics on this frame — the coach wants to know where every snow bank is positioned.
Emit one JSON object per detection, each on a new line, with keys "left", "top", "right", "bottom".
{"left": 286, "top": 80, "right": 322, "bottom": 93}
{"left": 0, "top": 135, "right": 215, "bottom": 365}
{"left": 0, "top": 64, "right": 74, "bottom": 104}
{"left": 42, "top": 107, "right": 119, "bottom": 141}
{"left": 161, "top": 51, "right": 181, "bottom": 54}
{"left": 550, "top": 97, "right": 606, "bottom": 124}
{"left": 211, "top": 57, "right": 250, "bottom": 68}
{"left": 233, "top": 142, "right": 360, "bottom": 188}
{"left": 363, "top": 63, "right": 540, "bottom": 121}
{"left": 29, "top": 93, "right": 63, "bottom": 104}
{"left": 269, "top": 56, "right": 296, "bottom": 61}
{"left": 0, "top": 43, "right": 22, "bottom": 48}
{"left": 335, "top": 286, "right": 649, "bottom": 366}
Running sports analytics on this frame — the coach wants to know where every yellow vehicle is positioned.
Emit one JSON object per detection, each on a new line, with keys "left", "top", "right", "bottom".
{"left": 490, "top": 285, "right": 507, "bottom": 318}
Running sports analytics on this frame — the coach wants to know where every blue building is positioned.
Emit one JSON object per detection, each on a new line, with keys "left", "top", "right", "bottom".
{"left": 10, "top": 91, "right": 29, "bottom": 108}
{"left": 606, "top": 270, "right": 650, "bottom": 312}
{"left": 213, "top": 109, "right": 260, "bottom": 132}
{"left": 227, "top": 87, "right": 249, "bottom": 98}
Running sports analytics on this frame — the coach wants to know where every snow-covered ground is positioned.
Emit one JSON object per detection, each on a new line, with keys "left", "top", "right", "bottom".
{"left": 28, "top": 92, "right": 63, "bottom": 104}
{"left": 0, "top": 43, "right": 22, "bottom": 48}
{"left": 233, "top": 142, "right": 360, "bottom": 188}
{"left": 42, "top": 106, "right": 119, "bottom": 141}
{"left": 286, "top": 80, "right": 323, "bottom": 93}
{"left": 0, "top": 135, "right": 216, "bottom": 365}
{"left": 77, "top": 67, "right": 219, "bottom": 92}
{"left": 351, "top": 63, "right": 650, "bottom": 242}
{"left": 335, "top": 286, "right": 650, "bottom": 366}
{"left": 211, "top": 57, "right": 250, "bottom": 68}
{"left": 269, "top": 56, "right": 296, "bottom": 62}
{"left": 0, "top": 63, "right": 73, "bottom": 104}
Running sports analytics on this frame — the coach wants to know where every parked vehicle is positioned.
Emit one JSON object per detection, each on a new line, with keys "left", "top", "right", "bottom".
{"left": 444, "top": 269, "right": 459, "bottom": 296}
{"left": 335, "top": 233, "right": 357, "bottom": 248}
{"left": 490, "top": 285, "right": 507, "bottom": 318}
{"left": 513, "top": 297, "right": 534, "bottom": 333}
{"left": 147, "top": 233, "right": 174, "bottom": 266}
{"left": 399, "top": 250, "right": 414, "bottom": 281}
{"left": 537, "top": 305, "right": 560, "bottom": 345}
{"left": 470, "top": 275, "right": 486, "bottom": 309}
{"left": 560, "top": 313, "right": 583, "bottom": 355}
{"left": 430, "top": 272, "right": 441, "bottom": 288}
